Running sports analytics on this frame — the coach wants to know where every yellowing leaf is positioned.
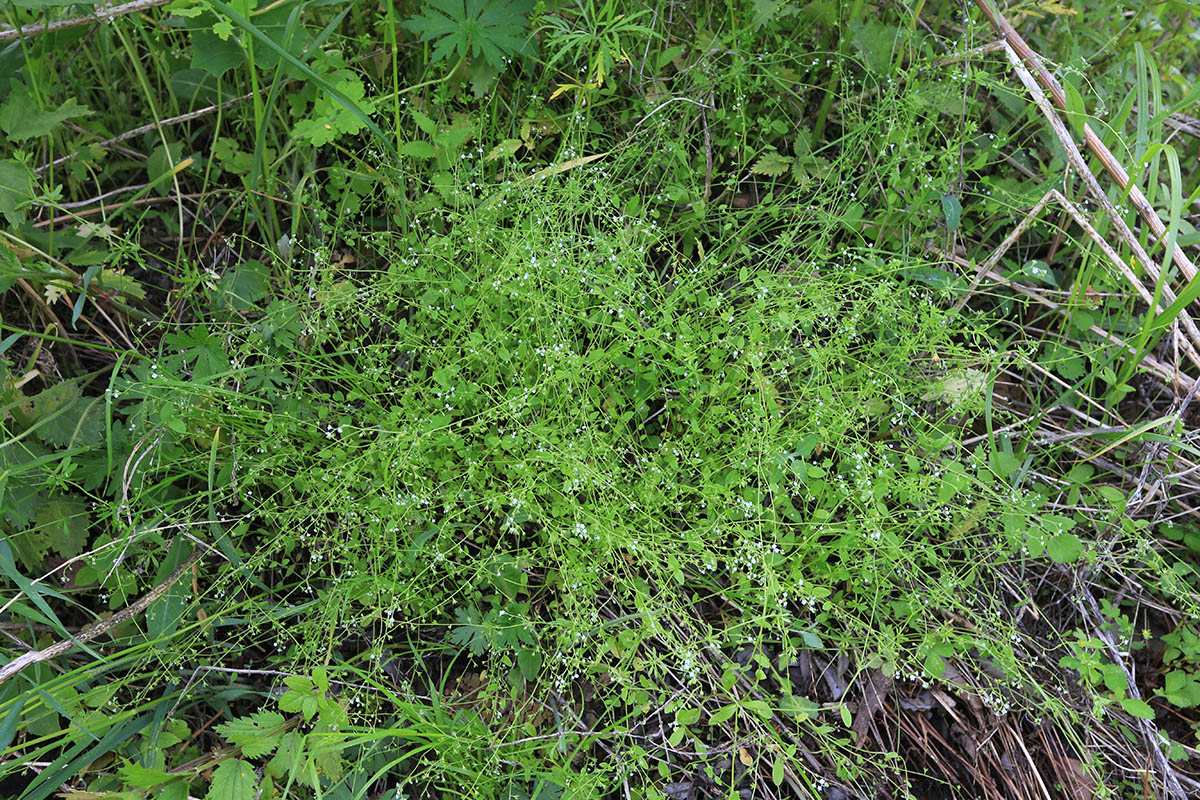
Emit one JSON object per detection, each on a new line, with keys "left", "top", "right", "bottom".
{"left": 549, "top": 78, "right": 604, "bottom": 101}
{"left": 44, "top": 282, "right": 69, "bottom": 305}
{"left": 486, "top": 138, "right": 523, "bottom": 161}
{"left": 1039, "top": 1, "right": 1077, "bottom": 14}
{"left": 531, "top": 152, "right": 609, "bottom": 181}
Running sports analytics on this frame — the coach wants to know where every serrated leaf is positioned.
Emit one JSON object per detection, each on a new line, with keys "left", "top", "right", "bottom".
{"left": 206, "top": 758, "right": 258, "bottom": 800}
{"left": 33, "top": 497, "right": 89, "bottom": 561}
{"left": 96, "top": 269, "right": 147, "bottom": 302}
{"left": 1119, "top": 697, "right": 1156, "bottom": 720}
{"left": 291, "top": 73, "right": 376, "bottom": 146}
{"left": 1101, "top": 664, "right": 1128, "bottom": 695}
{"left": 1047, "top": 532, "right": 1083, "bottom": 564}
{"left": 0, "top": 96, "right": 92, "bottom": 141}
{"left": 449, "top": 606, "right": 490, "bottom": 655}
{"left": 486, "top": 138, "right": 523, "bottom": 161}
{"left": 750, "top": 0, "right": 787, "bottom": 30}
{"left": 216, "top": 711, "right": 287, "bottom": 758}
{"left": 31, "top": 384, "right": 103, "bottom": 449}
{"left": 265, "top": 731, "right": 304, "bottom": 779}
{"left": 402, "top": 0, "right": 534, "bottom": 71}
{"left": 751, "top": 151, "right": 793, "bottom": 177}
{"left": 412, "top": 110, "right": 438, "bottom": 137}
{"left": 118, "top": 761, "right": 176, "bottom": 789}
{"left": 402, "top": 140, "right": 438, "bottom": 159}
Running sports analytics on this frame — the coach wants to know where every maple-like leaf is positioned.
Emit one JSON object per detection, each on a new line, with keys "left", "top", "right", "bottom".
{"left": 402, "top": 0, "right": 534, "bottom": 71}
{"left": 448, "top": 605, "right": 491, "bottom": 655}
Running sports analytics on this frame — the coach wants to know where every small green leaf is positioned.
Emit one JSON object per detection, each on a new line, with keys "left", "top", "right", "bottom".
{"left": 1120, "top": 697, "right": 1156, "bottom": 720}
{"left": 118, "top": 760, "right": 177, "bottom": 789}
{"left": 1101, "top": 664, "right": 1129, "bottom": 695}
{"left": 33, "top": 497, "right": 90, "bottom": 562}
{"left": 940, "top": 194, "right": 962, "bottom": 233}
{"left": 924, "top": 652, "right": 946, "bottom": 679}
{"left": 206, "top": 758, "right": 258, "bottom": 800}
{"left": 1047, "top": 532, "right": 1083, "bottom": 564}
{"left": 190, "top": 27, "right": 245, "bottom": 77}
{"left": 751, "top": 151, "right": 793, "bottom": 177}
{"left": 741, "top": 699, "right": 773, "bottom": 721}
{"left": 708, "top": 704, "right": 738, "bottom": 725}
{"left": 850, "top": 20, "right": 901, "bottom": 75}
{"left": 486, "top": 138, "right": 523, "bottom": 161}
{"left": 517, "top": 646, "right": 542, "bottom": 679}
{"left": 0, "top": 95, "right": 92, "bottom": 141}
{"left": 412, "top": 110, "right": 438, "bottom": 137}
{"left": 0, "top": 159, "right": 35, "bottom": 225}
{"left": 402, "top": 0, "right": 535, "bottom": 71}
{"left": 777, "top": 694, "right": 819, "bottom": 721}
{"left": 448, "top": 606, "right": 491, "bottom": 655}
{"left": 216, "top": 711, "right": 287, "bottom": 758}
{"left": 402, "top": 141, "right": 438, "bottom": 159}
{"left": 675, "top": 707, "right": 701, "bottom": 726}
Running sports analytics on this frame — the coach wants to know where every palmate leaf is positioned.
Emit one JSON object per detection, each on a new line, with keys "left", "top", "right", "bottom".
{"left": 448, "top": 605, "right": 491, "bottom": 655}
{"left": 402, "top": 0, "right": 534, "bottom": 71}
{"left": 0, "top": 95, "right": 92, "bottom": 142}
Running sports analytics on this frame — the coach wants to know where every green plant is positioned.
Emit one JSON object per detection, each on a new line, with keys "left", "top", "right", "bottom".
{"left": 403, "top": 0, "right": 535, "bottom": 71}
{"left": 538, "top": 0, "right": 656, "bottom": 99}
{"left": 5, "top": 1, "right": 1200, "bottom": 797}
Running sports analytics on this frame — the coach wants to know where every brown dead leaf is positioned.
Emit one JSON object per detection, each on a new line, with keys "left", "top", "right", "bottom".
{"left": 851, "top": 669, "right": 892, "bottom": 746}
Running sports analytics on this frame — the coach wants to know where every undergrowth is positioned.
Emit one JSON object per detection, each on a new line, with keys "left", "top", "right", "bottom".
{"left": 3, "top": 1, "right": 1200, "bottom": 799}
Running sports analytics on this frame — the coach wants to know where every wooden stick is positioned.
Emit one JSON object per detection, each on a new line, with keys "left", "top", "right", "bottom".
{"left": 0, "top": 544, "right": 203, "bottom": 684}
{"left": 0, "top": 0, "right": 173, "bottom": 45}
{"left": 972, "top": 0, "right": 1198, "bottom": 284}
{"left": 1000, "top": 41, "right": 1200, "bottom": 375}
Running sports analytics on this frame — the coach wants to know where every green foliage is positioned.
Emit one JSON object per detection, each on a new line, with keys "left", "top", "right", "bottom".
{"left": 403, "top": 0, "right": 535, "bottom": 70}
{"left": 0, "top": 94, "right": 92, "bottom": 142}
{"left": 2, "top": 0, "right": 1200, "bottom": 796}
